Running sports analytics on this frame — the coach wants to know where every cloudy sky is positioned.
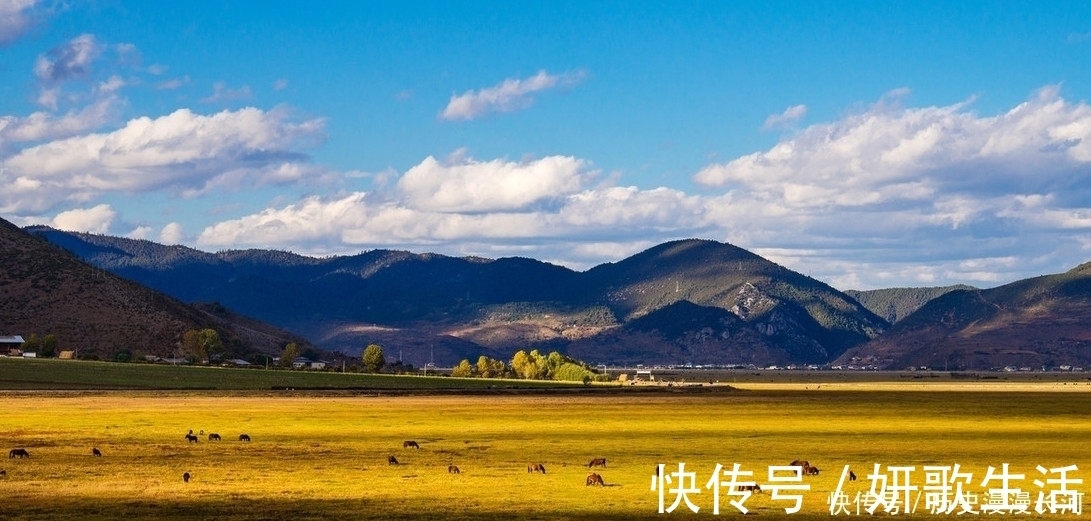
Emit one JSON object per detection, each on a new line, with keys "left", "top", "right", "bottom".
{"left": 3, "top": 1, "right": 1091, "bottom": 290}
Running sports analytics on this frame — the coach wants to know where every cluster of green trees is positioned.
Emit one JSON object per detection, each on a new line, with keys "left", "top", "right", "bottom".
{"left": 20, "top": 333, "right": 59, "bottom": 357}
{"left": 450, "top": 349, "right": 608, "bottom": 383}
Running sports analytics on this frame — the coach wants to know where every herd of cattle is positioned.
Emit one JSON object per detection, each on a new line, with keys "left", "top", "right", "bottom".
{"left": 3, "top": 436, "right": 832, "bottom": 491}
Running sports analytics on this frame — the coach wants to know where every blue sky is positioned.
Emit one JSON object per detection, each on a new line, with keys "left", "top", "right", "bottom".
{"left": 2, "top": 1, "right": 1091, "bottom": 290}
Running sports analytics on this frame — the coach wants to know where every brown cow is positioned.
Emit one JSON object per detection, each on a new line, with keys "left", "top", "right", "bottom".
{"left": 448, "top": 465, "right": 460, "bottom": 474}
{"left": 789, "top": 459, "right": 812, "bottom": 475}
{"left": 528, "top": 463, "right": 546, "bottom": 474}
{"left": 807, "top": 466, "right": 820, "bottom": 476}
{"left": 92, "top": 448, "right": 102, "bottom": 457}
{"left": 9, "top": 449, "right": 30, "bottom": 459}
{"left": 588, "top": 457, "right": 607, "bottom": 468}
{"left": 238, "top": 434, "right": 251, "bottom": 442}
{"left": 403, "top": 440, "right": 420, "bottom": 449}
{"left": 388, "top": 455, "right": 399, "bottom": 465}
{"left": 586, "top": 472, "right": 605, "bottom": 486}
{"left": 208, "top": 433, "right": 221, "bottom": 441}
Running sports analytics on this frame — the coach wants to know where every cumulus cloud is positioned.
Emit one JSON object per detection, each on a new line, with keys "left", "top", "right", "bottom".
{"left": 762, "top": 104, "right": 808, "bottom": 130}
{"left": 160, "top": 222, "right": 184, "bottom": 244}
{"left": 34, "top": 34, "right": 101, "bottom": 85}
{"left": 156, "top": 75, "right": 190, "bottom": 90}
{"left": 396, "top": 153, "right": 592, "bottom": 212}
{"left": 0, "top": 107, "right": 325, "bottom": 213}
{"left": 0, "top": 96, "right": 117, "bottom": 150}
{"left": 0, "top": 0, "right": 40, "bottom": 47}
{"left": 440, "top": 70, "right": 584, "bottom": 121}
{"left": 51, "top": 204, "right": 115, "bottom": 233}
{"left": 196, "top": 155, "right": 707, "bottom": 260}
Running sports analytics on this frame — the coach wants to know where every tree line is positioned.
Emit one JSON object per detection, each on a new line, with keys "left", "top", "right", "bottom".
{"left": 450, "top": 349, "right": 609, "bottom": 383}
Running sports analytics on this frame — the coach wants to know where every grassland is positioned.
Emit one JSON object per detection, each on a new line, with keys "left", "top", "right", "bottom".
{"left": 1, "top": 389, "right": 1089, "bottom": 520}
{"left": 0, "top": 357, "right": 574, "bottom": 390}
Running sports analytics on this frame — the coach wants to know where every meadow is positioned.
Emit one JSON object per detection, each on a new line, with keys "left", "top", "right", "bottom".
{"left": 1, "top": 388, "right": 1089, "bottom": 520}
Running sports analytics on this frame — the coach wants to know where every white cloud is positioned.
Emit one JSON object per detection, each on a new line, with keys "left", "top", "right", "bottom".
{"left": 0, "top": 0, "right": 40, "bottom": 47}
{"left": 0, "top": 96, "right": 117, "bottom": 148}
{"left": 273, "top": 78, "right": 288, "bottom": 91}
{"left": 201, "top": 82, "right": 253, "bottom": 104}
{"left": 160, "top": 222, "right": 184, "bottom": 244}
{"left": 762, "top": 104, "right": 808, "bottom": 130}
{"left": 126, "top": 225, "right": 152, "bottom": 240}
{"left": 34, "top": 33, "right": 101, "bottom": 85}
{"left": 0, "top": 107, "right": 326, "bottom": 212}
{"left": 51, "top": 204, "right": 115, "bottom": 233}
{"left": 440, "top": 70, "right": 584, "bottom": 121}
{"left": 396, "top": 154, "right": 592, "bottom": 212}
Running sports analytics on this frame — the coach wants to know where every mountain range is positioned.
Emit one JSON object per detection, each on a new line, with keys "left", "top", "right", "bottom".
{"left": 0, "top": 219, "right": 314, "bottom": 363}
{"left": 14, "top": 221, "right": 1091, "bottom": 370}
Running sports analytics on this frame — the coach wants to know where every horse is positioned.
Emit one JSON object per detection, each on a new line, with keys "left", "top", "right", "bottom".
{"left": 238, "top": 434, "right": 251, "bottom": 442}
{"left": 183, "top": 472, "right": 191, "bottom": 483}
{"left": 387, "top": 455, "right": 399, "bottom": 465}
{"left": 403, "top": 440, "right": 420, "bottom": 449}
{"left": 92, "top": 448, "right": 102, "bottom": 457}
{"left": 527, "top": 463, "right": 546, "bottom": 474}
{"left": 208, "top": 433, "right": 221, "bottom": 441}
{"left": 588, "top": 457, "right": 607, "bottom": 468}
{"left": 448, "top": 465, "right": 460, "bottom": 474}
{"left": 185, "top": 434, "right": 199, "bottom": 443}
{"left": 586, "top": 472, "right": 605, "bottom": 486}
{"left": 9, "top": 449, "right": 30, "bottom": 459}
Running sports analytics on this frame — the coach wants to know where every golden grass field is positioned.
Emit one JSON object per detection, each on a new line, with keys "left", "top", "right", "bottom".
{"left": 1, "top": 387, "right": 1090, "bottom": 520}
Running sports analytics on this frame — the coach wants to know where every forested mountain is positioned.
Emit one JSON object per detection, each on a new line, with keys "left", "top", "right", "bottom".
{"left": 836, "top": 262, "right": 1091, "bottom": 369}
{"left": 845, "top": 285, "right": 977, "bottom": 324}
{"left": 28, "top": 227, "right": 888, "bottom": 367}
{"left": 0, "top": 219, "right": 314, "bottom": 362}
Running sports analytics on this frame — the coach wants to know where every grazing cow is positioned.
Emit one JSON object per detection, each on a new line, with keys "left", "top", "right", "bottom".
{"left": 238, "top": 434, "right": 251, "bottom": 442}
{"left": 403, "top": 440, "right": 420, "bottom": 449}
{"left": 588, "top": 457, "right": 607, "bottom": 468}
{"left": 448, "top": 465, "right": 460, "bottom": 474}
{"left": 185, "top": 434, "right": 199, "bottom": 443}
{"left": 9, "top": 449, "right": 30, "bottom": 459}
{"left": 807, "top": 466, "right": 820, "bottom": 476}
{"left": 736, "top": 484, "right": 762, "bottom": 493}
{"left": 208, "top": 433, "right": 221, "bottom": 441}
{"left": 387, "top": 455, "right": 399, "bottom": 465}
{"left": 183, "top": 472, "right": 191, "bottom": 483}
{"left": 92, "top": 448, "right": 102, "bottom": 457}
{"left": 586, "top": 472, "right": 605, "bottom": 486}
{"left": 849, "top": 470, "right": 857, "bottom": 481}
{"left": 789, "top": 459, "right": 812, "bottom": 475}
{"left": 527, "top": 463, "right": 546, "bottom": 474}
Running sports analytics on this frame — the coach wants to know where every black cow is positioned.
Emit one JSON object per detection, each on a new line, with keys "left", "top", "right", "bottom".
{"left": 448, "top": 465, "right": 460, "bottom": 474}
{"left": 185, "top": 434, "right": 199, "bottom": 443}
{"left": 9, "top": 449, "right": 30, "bottom": 459}
{"left": 388, "top": 455, "right": 399, "bottom": 465}
{"left": 92, "top": 448, "right": 102, "bottom": 457}
{"left": 183, "top": 472, "right": 191, "bottom": 483}
{"left": 849, "top": 470, "right": 857, "bottom": 481}
{"left": 238, "top": 434, "right": 251, "bottom": 442}
{"left": 208, "top": 433, "right": 221, "bottom": 441}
